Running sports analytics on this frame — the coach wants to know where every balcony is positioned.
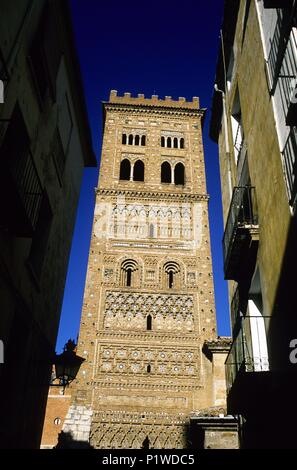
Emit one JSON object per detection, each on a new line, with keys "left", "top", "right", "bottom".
{"left": 230, "top": 286, "right": 249, "bottom": 336}
{"left": 4, "top": 149, "right": 43, "bottom": 237}
{"left": 236, "top": 140, "right": 247, "bottom": 183}
{"left": 223, "top": 186, "right": 259, "bottom": 281}
{"left": 266, "top": 8, "right": 293, "bottom": 95}
{"left": 225, "top": 315, "right": 270, "bottom": 414}
{"left": 283, "top": 127, "right": 297, "bottom": 207}
{"left": 52, "top": 128, "right": 66, "bottom": 183}
{"left": 279, "top": 28, "right": 297, "bottom": 126}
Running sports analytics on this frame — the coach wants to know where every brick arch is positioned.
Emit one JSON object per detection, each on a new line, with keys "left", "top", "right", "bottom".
{"left": 158, "top": 257, "right": 185, "bottom": 289}
{"left": 161, "top": 161, "right": 172, "bottom": 183}
{"left": 116, "top": 255, "right": 144, "bottom": 288}
{"left": 164, "top": 261, "right": 180, "bottom": 274}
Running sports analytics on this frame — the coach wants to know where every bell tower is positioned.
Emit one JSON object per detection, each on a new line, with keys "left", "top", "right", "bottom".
{"left": 63, "top": 90, "right": 225, "bottom": 449}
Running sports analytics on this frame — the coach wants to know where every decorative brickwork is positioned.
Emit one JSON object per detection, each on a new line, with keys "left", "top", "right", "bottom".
{"left": 90, "top": 411, "right": 188, "bottom": 449}
{"left": 62, "top": 91, "right": 234, "bottom": 449}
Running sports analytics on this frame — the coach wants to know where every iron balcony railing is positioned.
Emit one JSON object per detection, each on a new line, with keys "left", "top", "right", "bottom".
{"left": 283, "top": 127, "right": 297, "bottom": 207}
{"left": 278, "top": 29, "right": 297, "bottom": 124}
{"left": 230, "top": 286, "right": 248, "bottom": 335}
{"left": 52, "top": 127, "right": 66, "bottom": 179}
{"left": 225, "top": 315, "right": 270, "bottom": 396}
{"left": 230, "top": 286, "right": 240, "bottom": 330}
{"left": 267, "top": 8, "right": 293, "bottom": 95}
{"left": 223, "top": 186, "right": 258, "bottom": 277}
{"left": 9, "top": 148, "right": 43, "bottom": 233}
{"left": 236, "top": 140, "right": 247, "bottom": 183}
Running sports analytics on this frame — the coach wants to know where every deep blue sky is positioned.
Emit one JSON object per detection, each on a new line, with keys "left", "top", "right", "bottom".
{"left": 56, "top": 0, "right": 229, "bottom": 352}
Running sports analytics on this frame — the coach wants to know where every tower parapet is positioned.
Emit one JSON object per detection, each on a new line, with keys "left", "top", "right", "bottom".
{"left": 109, "top": 89, "right": 200, "bottom": 109}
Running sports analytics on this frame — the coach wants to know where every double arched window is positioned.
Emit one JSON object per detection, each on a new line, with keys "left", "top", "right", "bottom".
{"left": 160, "top": 162, "right": 185, "bottom": 185}
{"left": 174, "top": 162, "right": 185, "bottom": 185}
{"left": 119, "top": 159, "right": 145, "bottom": 182}
{"left": 133, "top": 160, "right": 144, "bottom": 181}
{"left": 161, "top": 162, "right": 172, "bottom": 183}
{"left": 122, "top": 133, "right": 146, "bottom": 146}
{"left": 161, "top": 136, "right": 184, "bottom": 149}
{"left": 119, "top": 159, "right": 130, "bottom": 180}
{"left": 120, "top": 259, "right": 138, "bottom": 287}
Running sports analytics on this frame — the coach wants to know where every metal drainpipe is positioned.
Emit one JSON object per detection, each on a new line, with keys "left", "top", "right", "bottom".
{"left": 214, "top": 84, "right": 233, "bottom": 202}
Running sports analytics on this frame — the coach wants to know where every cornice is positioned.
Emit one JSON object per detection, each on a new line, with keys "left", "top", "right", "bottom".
{"left": 90, "top": 380, "right": 202, "bottom": 392}
{"left": 96, "top": 188, "right": 209, "bottom": 202}
{"left": 103, "top": 101, "right": 205, "bottom": 118}
{"left": 202, "top": 337, "right": 232, "bottom": 359}
{"left": 97, "top": 331, "right": 200, "bottom": 343}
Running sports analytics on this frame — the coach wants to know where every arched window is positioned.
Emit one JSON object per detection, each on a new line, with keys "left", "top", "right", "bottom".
{"left": 133, "top": 160, "right": 144, "bottom": 181}
{"left": 119, "top": 159, "right": 130, "bottom": 180}
{"left": 126, "top": 268, "right": 132, "bottom": 286}
{"left": 122, "top": 134, "right": 127, "bottom": 145}
{"left": 180, "top": 138, "right": 184, "bottom": 149}
{"left": 161, "top": 136, "right": 165, "bottom": 147}
{"left": 147, "top": 364, "right": 151, "bottom": 373}
{"left": 142, "top": 437, "right": 150, "bottom": 449}
{"left": 149, "top": 223, "right": 154, "bottom": 237}
{"left": 135, "top": 135, "right": 140, "bottom": 146}
{"left": 121, "top": 259, "right": 138, "bottom": 287}
{"left": 128, "top": 134, "right": 133, "bottom": 145}
{"left": 167, "top": 137, "right": 172, "bottom": 148}
{"left": 173, "top": 137, "right": 178, "bottom": 148}
{"left": 174, "top": 163, "right": 185, "bottom": 185}
{"left": 164, "top": 261, "right": 180, "bottom": 289}
{"left": 147, "top": 314, "right": 152, "bottom": 330}
{"left": 161, "top": 161, "right": 171, "bottom": 183}
{"left": 168, "top": 271, "right": 174, "bottom": 288}
{"left": 141, "top": 135, "right": 146, "bottom": 146}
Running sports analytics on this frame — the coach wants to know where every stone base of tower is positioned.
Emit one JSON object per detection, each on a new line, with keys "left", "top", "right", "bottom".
{"left": 59, "top": 408, "right": 189, "bottom": 449}
{"left": 57, "top": 405, "right": 93, "bottom": 448}
{"left": 59, "top": 407, "right": 238, "bottom": 449}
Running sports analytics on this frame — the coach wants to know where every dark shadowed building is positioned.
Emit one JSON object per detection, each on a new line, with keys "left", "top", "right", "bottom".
{"left": 0, "top": 0, "right": 96, "bottom": 448}
{"left": 210, "top": 0, "right": 297, "bottom": 449}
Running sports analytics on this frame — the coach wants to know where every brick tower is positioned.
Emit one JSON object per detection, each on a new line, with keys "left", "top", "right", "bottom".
{"left": 62, "top": 91, "right": 229, "bottom": 449}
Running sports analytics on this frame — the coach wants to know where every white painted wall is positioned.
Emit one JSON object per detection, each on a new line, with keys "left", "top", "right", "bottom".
{"left": 248, "top": 299, "right": 269, "bottom": 371}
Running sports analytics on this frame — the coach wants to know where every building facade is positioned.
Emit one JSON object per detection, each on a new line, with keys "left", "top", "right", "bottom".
{"left": 0, "top": 0, "right": 96, "bottom": 448}
{"left": 40, "top": 381, "right": 72, "bottom": 449}
{"left": 210, "top": 0, "right": 297, "bottom": 448}
{"left": 60, "top": 90, "right": 237, "bottom": 449}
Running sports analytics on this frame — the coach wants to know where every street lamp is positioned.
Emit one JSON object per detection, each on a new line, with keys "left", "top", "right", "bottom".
{"left": 51, "top": 339, "right": 85, "bottom": 392}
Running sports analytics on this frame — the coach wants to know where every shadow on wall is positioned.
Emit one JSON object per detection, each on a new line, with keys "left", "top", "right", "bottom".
{"left": 54, "top": 428, "right": 195, "bottom": 449}
{"left": 185, "top": 422, "right": 205, "bottom": 449}
{"left": 54, "top": 431, "right": 94, "bottom": 449}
